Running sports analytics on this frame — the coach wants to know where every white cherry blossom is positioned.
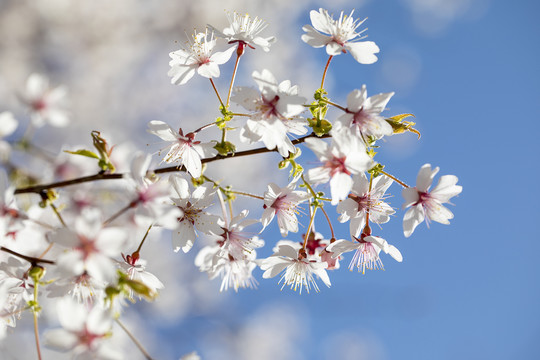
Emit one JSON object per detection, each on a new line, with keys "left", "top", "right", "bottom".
{"left": 43, "top": 298, "right": 122, "bottom": 360}
{"left": 170, "top": 175, "right": 221, "bottom": 253}
{"left": 302, "top": 8, "right": 380, "bottom": 64}
{"left": 305, "top": 124, "right": 374, "bottom": 205}
{"left": 402, "top": 164, "right": 462, "bottom": 237}
{"left": 338, "top": 85, "right": 394, "bottom": 138}
{"left": 327, "top": 235, "right": 402, "bottom": 274}
{"left": 169, "top": 30, "right": 235, "bottom": 85}
{"left": 233, "top": 69, "right": 307, "bottom": 157}
{"left": 54, "top": 210, "right": 127, "bottom": 284}
{"left": 147, "top": 120, "right": 217, "bottom": 178}
{"left": 261, "top": 181, "right": 310, "bottom": 237}
{"left": 209, "top": 12, "right": 276, "bottom": 52}
{"left": 337, "top": 173, "right": 395, "bottom": 237}
{"left": 21, "top": 73, "right": 69, "bottom": 127}
{"left": 260, "top": 244, "right": 331, "bottom": 294}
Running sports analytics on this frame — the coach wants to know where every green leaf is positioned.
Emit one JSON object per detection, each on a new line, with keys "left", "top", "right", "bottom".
{"left": 64, "top": 149, "right": 99, "bottom": 159}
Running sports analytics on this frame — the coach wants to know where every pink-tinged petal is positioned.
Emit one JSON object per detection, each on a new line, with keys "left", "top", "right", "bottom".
{"left": 346, "top": 41, "right": 380, "bottom": 64}
{"left": 416, "top": 164, "right": 439, "bottom": 192}
{"left": 210, "top": 46, "right": 236, "bottom": 64}
{"left": 403, "top": 205, "right": 425, "bottom": 238}
{"left": 43, "top": 329, "right": 79, "bottom": 351}
{"left": 197, "top": 62, "right": 220, "bottom": 78}
{"left": 147, "top": 121, "right": 178, "bottom": 142}
{"left": 168, "top": 65, "right": 196, "bottom": 85}
{"left": 431, "top": 175, "right": 462, "bottom": 203}
{"left": 402, "top": 187, "right": 420, "bottom": 208}
{"left": 301, "top": 25, "right": 330, "bottom": 48}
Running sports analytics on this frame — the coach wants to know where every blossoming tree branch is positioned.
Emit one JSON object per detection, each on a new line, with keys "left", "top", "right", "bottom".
{"left": 0, "top": 9, "right": 462, "bottom": 360}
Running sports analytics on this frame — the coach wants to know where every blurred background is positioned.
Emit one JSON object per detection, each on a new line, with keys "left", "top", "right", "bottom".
{"left": 0, "top": 0, "right": 538, "bottom": 359}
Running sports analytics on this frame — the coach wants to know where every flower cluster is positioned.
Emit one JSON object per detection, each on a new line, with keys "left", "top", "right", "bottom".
{"left": 0, "top": 8, "right": 461, "bottom": 359}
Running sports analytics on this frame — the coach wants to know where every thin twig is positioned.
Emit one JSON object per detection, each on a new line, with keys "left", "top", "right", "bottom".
{"left": 115, "top": 318, "right": 155, "bottom": 360}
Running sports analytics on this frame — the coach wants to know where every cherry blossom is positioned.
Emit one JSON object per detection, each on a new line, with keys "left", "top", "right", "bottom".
{"left": 43, "top": 298, "right": 122, "bottom": 359}
{"left": 305, "top": 124, "right": 374, "bottom": 205}
{"left": 261, "top": 181, "right": 310, "bottom": 237}
{"left": 337, "top": 173, "right": 395, "bottom": 237}
{"left": 53, "top": 210, "right": 127, "bottom": 284}
{"left": 147, "top": 120, "right": 217, "bottom": 178}
{"left": 214, "top": 210, "right": 262, "bottom": 261}
{"left": 302, "top": 8, "right": 379, "bottom": 64}
{"left": 209, "top": 12, "right": 276, "bottom": 52}
{"left": 170, "top": 175, "right": 221, "bottom": 253}
{"left": 402, "top": 164, "right": 462, "bottom": 237}
{"left": 327, "top": 235, "right": 402, "bottom": 274}
{"left": 233, "top": 69, "right": 307, "bottom": 157}
{"left": 169, "top": 30, "right": 235, "bottom": 85}
{"left": 21, "top": 73, "right": 69, "bottom": 127}
{"left": 119, "top": 255, "right": 164, "bottom": 299}
{"left": 128, "top": 153, "right": 180, "bottom": 229}
{"left": 338, "top": 85, "right": 394, "bottom": 138}
{"left": 261, "top": 244, "right": 331, "bottom": 294}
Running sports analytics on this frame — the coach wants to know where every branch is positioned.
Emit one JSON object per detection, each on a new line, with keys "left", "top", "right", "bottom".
{"left": 15, "top": 132, "right": 331, "bottom": 195}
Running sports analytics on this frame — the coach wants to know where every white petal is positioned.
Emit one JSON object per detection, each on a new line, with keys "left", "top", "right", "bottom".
{"left": 416, "top": 164, "right": 439, "bottom": 192}
{"left": 346, "top": 41, "right": 380, "bottom": 64}
{"left": 403, "top": 205, "right": 425, "bottom": 238}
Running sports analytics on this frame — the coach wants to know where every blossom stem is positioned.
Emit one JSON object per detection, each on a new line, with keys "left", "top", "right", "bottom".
{"left": 302, "top": 206, "right": 318, "bottom": 251}
{"left": 203, "top": 175, "right": 264, "bottom": 200}
{"left": 193, "top": 122, "right": 216, "bottom": 134}
{"left": 319, "top": 98, "right": 347, "bottom": 112}
{"left": 365, "top": 173, "right": 373, "bottom": 230}
{"left": 135, "top": 224, "right": 153, "bottom": 254}
{"left": 115, "top": 318, "right": 156, "bottom": 360}
{"left": 226, "top": 52, "right": 242, "bottom": 107}
{"left": 379, "top": 170, "right": 409, "bottom": 188}
{"left": 50, "top": 202, "right": 67, "bottom": 228}
{"left": 319, "top": 206, "right": 335, "bottom": 239}
{"left": 32, "top": 282, "right": 43, "bottom": 360}
{"left": 229, "top": 190, "right": 264, "bottom": 200}
{"left": 103, "top": 201, "right": 135, "bottom": 226}
{"left": 14, "top": 133, "right": 331, "bottom": 195}
{"left": 0, "top": 246, "right": 55, "bottom": 265}
{"left": 216, "top": 189, "right": 229, "bottom": 229}
{"left": 320, "top": 55, "right": 333, "bottom": 89}
{"left": 209, "top": 78, "right": 226, "bottom": 109}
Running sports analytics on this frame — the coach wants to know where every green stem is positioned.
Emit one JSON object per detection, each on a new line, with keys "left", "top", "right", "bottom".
{"left": 209, "top": 78, "right": 225, "bottom": 109}
{"left": 226, "top": 53, "right": 242, "bottom": 107}
{"left": 320, "top": 55, "right": 333, "bottom": 89}
{"left": 115, "top": 318, "right": 155, "bottom": 360}
{"left": 379, "top": 169, "right": 409, "bottom": 188}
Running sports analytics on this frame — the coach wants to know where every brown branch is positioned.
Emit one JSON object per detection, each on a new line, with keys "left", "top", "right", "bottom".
{"left": 0, "top": 246, "right": 55, "bottom": 265}
{"left": 14, "top": 132, "right": 331, "bottom": 195}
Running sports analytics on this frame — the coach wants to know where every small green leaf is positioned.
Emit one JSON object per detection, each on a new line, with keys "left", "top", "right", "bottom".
{"left": 308, "top": 118, "right": 332, "bottom": 136}
{"left": 214, "top": 141, "right": 236, "bottom": 156}
{"left": 64, "top": 149, "right": 100, "bottom": 159}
